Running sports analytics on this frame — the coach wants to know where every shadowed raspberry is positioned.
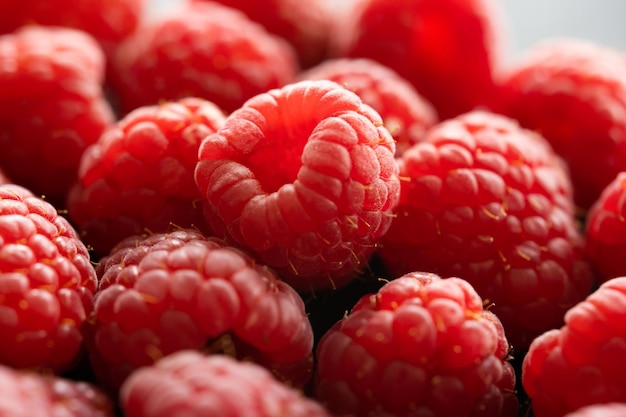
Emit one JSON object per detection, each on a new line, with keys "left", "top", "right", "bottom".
{"left": 0, "top": 167, "right": 10, "bottom": 185}
{"left": 0, "top": 184, "right": 97, "bottom": 373}
{"left": 314, "top": 272, "right": 518, "bottom": 417}
{"left": 195, "top": 79, "right": 400, "bottom": 292}
{"left": 121, "top": 350, "right": 332, "bottom": 417}
{"left": 86, "top": 229, "right": 314, "bottom": 391}
{"left": 523, "top": 277, "right": 626, "bottom": 417}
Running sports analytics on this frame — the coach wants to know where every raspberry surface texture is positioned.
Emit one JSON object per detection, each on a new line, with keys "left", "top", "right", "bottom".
{"left": 66, "top": 97, "right": 225, "bottom": 257}
{"left": 111, "top": 1, "right": 299, "bottom": 115}
{"left": 86, "top": 229, "right": 314, "bottom": 391}
{"left": 314, "top": 272, "right": 518, "bottom": 417}
{"left": 0, "top": 26, "right": 115, "bottom": 207}
{"left": 298, "top": 57, "right": 438, "bottom": 157}
{"left": 563, "top": 403, "right": 626, "bottom": 417}
{"left": 194, "top": 79, "right": 400, "bottom": 292}
{"left": 332, "top": 0, "right": 506, "bottom": 120}
{"left": 493, "top": 38, "right": 626, "bottom": 210}
{"left": 522, "top": 277, "right": 626, "bottom": 417}
{"left": 378, "top": 110, "right": 594, "bottom": 351}
{"left": 121, "top": 350, "right": 331, "bottom": 417}
{"left": 0, "top": 184, "right": 97, "bottom": 373}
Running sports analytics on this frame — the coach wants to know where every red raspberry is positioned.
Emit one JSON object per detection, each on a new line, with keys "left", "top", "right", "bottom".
{"left": 297, "top": 57, "right": 439, "bottom": 157}
{"left": 66, "top": 97, "right": 226, "bottom": 257}
{"left": 85, "top": 229, "right": 314, "bottom": 391}
{"left": 522, "top": 277, "right": 626, "bottom": 417}
{"left": 0, "top": 363, "right": 114, "bottom": 417}
{"left": 194, "top": 80, "right": 400, "bottom": 292}
{"left": 493, "top": 38, "right": 626, "bottom": 210}
{"left": 0, "top": 184, "right": 97, "bottom": 373}
{"left": 111, "top": 1, "right": 299, "bottom": 115}
{"left": 314, "top": 272, "right": 518, "bottom": 417}
{"left": 332, "top": 0, "right": 506, "bottom": 120}
{"left": 121, "top": 350, "right": 331, "bottom": 417}
{"left": 563, "top": 403, "right": 626, "bottom": 417}
{"left": 378, "top": 111, "right": 594, "bottom": 350}
{"left": 0, "top": 26, "right": 115, "bottom": 207}
{"left": 0, "top": 167, "right": 10, "bottom": 185}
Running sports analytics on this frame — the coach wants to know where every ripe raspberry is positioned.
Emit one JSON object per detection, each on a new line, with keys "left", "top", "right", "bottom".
{"left": 121, "top": 350, "right": 331, "bottom": 417}
{"left": 314, "top": 272, "right": 518, "bottom": 417}
{"left": 522, "top": 277, "right": 626, "bottom": 417}
{"left": 563, "top": 403, "right": 626, "bottom": 417}
{"left": 85, "top": 229, "right": 314, "bottom": 391}
{"left": 378, "top": 111, "right": 594, "bottom": 351}
{"left": 332, "top": 0, "right": 506, "bottom": 120}
{"left": 0, "top": 167, "right": 10, "bottom": 185}
{"left": 0, "top": 184, "right": 97, "bottom": 373}
{"left": 194, "top": 80, "right": 400, "bottom": 292}
{"left": 493, "top": 38, "right": 626, "bottom": 210}
{"left": 0, "top": 26, "right": 115, "bottom": 207}
{"left": 0, "top": 363, "right": 114, "bottom": 417}
{"left": 66, "top": 97, "right": 226, "bottom": 257}
{"left": 297, "top": 58, "right": 439, "bottom": 157}
{"left": 111, "top": 1, "right": 299, "bottom": 115}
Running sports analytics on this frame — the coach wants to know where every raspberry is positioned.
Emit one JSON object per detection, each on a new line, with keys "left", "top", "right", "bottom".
{"left": 111, "top": 1, "right": 299, "bottom": 115}
{"left": 522, "top": 277, "right": 626, "bottom": 417}
{"left": 297, "top": 57, "right": 438, "bottom": 157}
{"left": 332, "top": 0, "right": 506, "bottom": 120}
{"left": 0, "top": 363, "right": 114, "bottom": 417}
{"left": 493, "top": 38, "right": 626, "bottom": 210}
{"left": 563, "top": 403, "right": 626, "bottom": 417}
{"left": 194, "top": 80, "right": 400, "bottom": 292}
{"left": 85, "top": 229, "right": 314, "bottom": 391}
{"left": 66, "top": 97, "right": 226, "bottom": 257}
{"left": 378, "top": 111, "right": 594, "bottom": 351}
{"left": 120, "top": 350, "right": 331, "bottom": 417}
{"left": 0, "top": 184, "right": 97, "bottom": 373}
{"left": 0, "top": 26, "right": 115, "bottom": 207}
{"left": 314, "top": 272, "right": 518, "bottom": 417}
{"left": 0, "top": 167, "right": 10, "bottom": 185}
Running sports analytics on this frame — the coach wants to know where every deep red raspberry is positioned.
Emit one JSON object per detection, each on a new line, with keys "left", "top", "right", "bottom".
{"left": 522, "top": 277, "right": 626, "bottom": 417}
{"left": 85, "top": 229, "right": 314, "bottom": 391}
{"left": 314, "top": 272, "right": 518, "bottom": 417}
{"left": 378, "top": 111, "right": 594, "bottom": 351}
{"left": 492, "top": 38, "right": 626, "bottom": 210}
{"left": 66, "top": 97, "right": 225, "bottom": 257}
{"left": 111, "top": 1, "right": 299, "bottom": 115}
{"left": 0, "top": 363, "right": 114, "bottom": 417}
{"left": 0, "top": 167, "right": 10, "bottom": 185}
{"left": 331, "top": 0, "right": 506, "bottom": 120}
{"left": 121, "top": 350, "right": 331, "bottom": 417}
{"left": 0, "top": 184, "right": 97, "bottom": 373}
{"left": 194, "top": 80, "right": 400, "bottom": 292}
{"left": 297, "top": 57, "right": 438, "bottom": 157}
{"left": 563, "top": 403, "right": 626, "bottom": 417}
{"left": 0, "top": 26, "right": 115, "bottom": 207}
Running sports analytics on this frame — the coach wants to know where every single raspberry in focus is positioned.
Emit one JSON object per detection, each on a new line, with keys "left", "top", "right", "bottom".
{"left": 111, "top": 1, "right": 299, "bottom": 115}
{"left": 492, "top": 38, "right": 626, "bottom": 210}
{"left": 121, "top": 350, "right": 331, "bottom": 417}
{"left": 378, "top": 111, "right": 594, "bottom": 351}
{"left": 314, "top": 272, "right": 519, "bottom": 417}
{"left": 85, "top": 229, "right": 314, "bottom": 391}
{"left": 194, "top": 80, "right": 400, "bottom": 292}
{"left": 0, "top": 184, "right": 98, "bottom": 373}
{"left": 522, "top": 277, "right": 626, "bottom": 417}
{"left": 66, "top": 97, "right": 226, "bottom": 257}
{"left": 297, "top": 57, "right": 438, "bottom": 157}
{"left": 332, "top": 0, "right": 507, "bottom": 120}
{"left": 563, "top": 403, "right": 626, "bottom": 417}
{"left": 0, "top": 26, "right": 115, "bottom": 207}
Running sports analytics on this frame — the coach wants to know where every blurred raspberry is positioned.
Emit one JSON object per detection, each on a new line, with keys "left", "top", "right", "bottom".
{"left": 522, "top": 277, "right": 626, "bottom": 417}
{"left": 0, "top": 184, "right": 97, "bottom": 373}
{"left": 66, "top": 97, "right": 225, "bottom": 257}
{"left": 314, "top": 272, "right": 518, "bottom": 417}
{"left": 111, "top": 1, "right": 299, "bottom": 115}
{"left": 378, "top": 110, "right": 594, "bottom": 350}
{"left": 563, "top": 403, "right": 626, "bottom": 417}
{"left": 0, "top": 167, "right": 10, "bottom": 185}
{"left": 0, "top": 26, "right": 115, "bottom": 207}
{"left": 194, "top": 80, "right": 400, "bottom": 292}
{"left": 493, "top": 38, "right": 626, "bottom": 210}
{"left": 121, "top": 350, "right": 331, "bottom": 417}
{"left": 297, "top": 57, "right": 438, "bottom": 157}
{"left": 86, "top": 229, "right": 314, "bottom": 391}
